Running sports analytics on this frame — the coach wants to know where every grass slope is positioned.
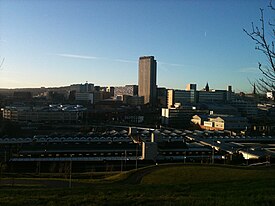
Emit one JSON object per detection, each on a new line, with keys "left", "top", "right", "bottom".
{"left": 0, "top": 164, "right": 275, "bottom": 206}
{"left": 142, "top": 165, "right": 275, "bottom": 184}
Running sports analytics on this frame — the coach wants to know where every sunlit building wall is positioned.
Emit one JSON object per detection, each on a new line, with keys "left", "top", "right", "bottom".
{"left": 138, "top": 56, "right": 157, "bottom": 105}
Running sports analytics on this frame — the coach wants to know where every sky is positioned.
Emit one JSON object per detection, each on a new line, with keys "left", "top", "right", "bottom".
{"left": 0, "top": 0, "right": 273, "bottom": 92}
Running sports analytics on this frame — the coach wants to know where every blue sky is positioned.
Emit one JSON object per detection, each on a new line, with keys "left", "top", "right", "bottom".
{"left": 0, "top": 0, "right": 273, "bottom": 92}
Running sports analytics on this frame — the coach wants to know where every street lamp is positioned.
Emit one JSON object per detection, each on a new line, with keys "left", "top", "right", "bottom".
{"left": 120, "top": 152, "right": 123, "bottom": 173}
{"left": 212, "top": 139, "right": 215, "bottom": 164}
{"left": 124, "top": 150, "right": 127, "bottom": 170}
{"left": 69, "top": 154, "right": 72, "bottom": 188}
{"left": 246, "top": 147, "right": 249, "bottom": 166}
{"left": 183, "top": 151, "right": 186, "bottom": 164}
{"left": 135, "top": 144, "right": 138, "bottom": 170}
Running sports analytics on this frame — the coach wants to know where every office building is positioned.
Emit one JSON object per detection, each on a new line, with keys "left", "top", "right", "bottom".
{"left": 70, "top": 82, "right": 94, "bottom": 93}
{"left": 157, "top": 87, "right": 167, "bottom": 107}
{"left": 3, "top": 105, "right": 86, "bottom": 124}
{"left": 186, "top": 84, "right": 197, "bottom": 91}
{"left": 230, "top": 100, "right": 258, "bottom": 117}
{"left": 161, "top": 107, "right": 198, "bottom": 128}
{"left": 197, "top": 90, "right": 227, "bottom": 103}
{"left": 107, "top": 86, "right": 115, "bottom": 97}
{"left": 138, "top": 56, "right": 157, "bottom": 105}
{"left": 167, "top": 84, "right": 233, "bottom": 107}
{"left": 75, "top": 92, "right": 94, "bottom": 104}
{"left": 123, "top": 95, "right": 144, "bottom": 106}
{"left": 114, "top": 85, "right": 138, "bottom": 99}
{"left": 167, "top": 88, "right": 198, "bottom": 108}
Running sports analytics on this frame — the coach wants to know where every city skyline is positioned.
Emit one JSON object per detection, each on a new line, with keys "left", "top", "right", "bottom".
{"left": 0, "top": 0, "right": 273, "bottom": 92}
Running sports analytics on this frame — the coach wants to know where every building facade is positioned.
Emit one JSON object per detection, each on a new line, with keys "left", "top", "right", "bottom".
{"left": 138, "top": 56, "right": 157, "bottom": 105}
{"left": 3, "top": 105, "right": 85, "bottom": 124}
{"left": 75, "top": 92, "right": 94, "bottom": 104}
{"left": 161, "top": 108, "right": 197, "bottom": 128}
{"left": 70, "top": 83, "right": 94, "bottom": 93}
{"left": 114, "top": 85, "right": 138, "bottom": 99}
{"left": 167, "top": 84, "right": 233, "bottom": 107}
{"left": 191, "top": 114, "right": 248, "bottom": 131}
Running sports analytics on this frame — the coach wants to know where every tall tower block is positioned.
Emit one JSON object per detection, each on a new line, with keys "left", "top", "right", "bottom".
{"left": 138, "top": 56, "right": 157, "bottom": 105}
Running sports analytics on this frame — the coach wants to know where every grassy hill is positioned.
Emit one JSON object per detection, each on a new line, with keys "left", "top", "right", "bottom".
{"left": 0, "top": 164, "right": 275, "bottom": 206}
{"left": 142, "top": 164, "right": 275, "bottom": 184}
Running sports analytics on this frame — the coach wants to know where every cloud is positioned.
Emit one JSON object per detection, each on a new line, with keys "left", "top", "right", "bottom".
{"left": 55, "top": 53, "right": 99, "bottom": 60}
{"left": 0, "top": 38, "right": 7, "bottom": 43}
{"left": 53, "top": 53, "right": 186, "bottom": 69}
{"left": 114, "top": 59, "right": 136, "bottom": 63}
{"left": 53, "top": 53, "right": 136, "bottom": 64}
{"left": 158, "top": 62, "right": 186, "bottom": 72}
{"left": 158, "top": 62, "right": 185, "bottom": 67}
{"left": 238, "top": 67, "right": 259, "bottom": 73}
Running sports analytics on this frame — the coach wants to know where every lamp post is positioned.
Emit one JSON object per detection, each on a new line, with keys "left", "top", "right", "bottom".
{"left": 246, "top": 147, "right": 249, "bottom": 166}
{"left": 120, "top": 152, "right": 123, "bottom": 173}
{"left": 212, "top": 138, "right": 215, "bottom": 164}
{"left": 0, "top": 162, "right": 2, "bottom": 186}
{"left": 135, "top": 144, "right": 138, "bottom": 170}
{"left": 69, "top": 154, "right": 72, "bottom": 188}
{"left": 183, "top": 151, "right": 186, "bottom": 164}
{"left": 124, "top": 150, "right": 127, "bottom": 170}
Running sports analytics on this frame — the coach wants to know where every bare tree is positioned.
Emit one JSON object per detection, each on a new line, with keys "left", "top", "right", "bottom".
{"left": 0, "top": 58, "right": 4, "bottom": 70}
{"left": 243, "top": 1, "right": 275, "bottom": 92}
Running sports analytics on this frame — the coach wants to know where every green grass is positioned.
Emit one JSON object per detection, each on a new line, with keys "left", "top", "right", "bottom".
{"left": 142, "top": 165, "right": 275, "bottom": 184}
{"left": 2, "top": 171, "right": 120, "bottom": 179}
{"left": 0, "top": 164, "right": 275, "bottom": 206}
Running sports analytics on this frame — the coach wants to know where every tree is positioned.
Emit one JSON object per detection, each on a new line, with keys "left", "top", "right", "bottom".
{"left": 244, "top": 1, "right": 275, "bottom": 92}
{"left": 0, "top": 58, "right": 4, "bottom": 70}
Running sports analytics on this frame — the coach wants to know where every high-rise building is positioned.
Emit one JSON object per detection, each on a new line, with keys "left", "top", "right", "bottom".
{"left": 138, "top": 56, "right": 157, "bottom": 105}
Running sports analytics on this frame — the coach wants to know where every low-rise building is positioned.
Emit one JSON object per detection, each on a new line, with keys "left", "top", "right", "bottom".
{"left": 75, "top": 92, "right": 94, "bottom": 104}
{"left": 191, "top": 114, "right": 209, "bottom": 125}
{"left": 191, "top": 114, "right": 248, "bottom": 131}
{"left": 167, "top": 84, "right": 233, "bottom": 108}
{"left": 114, "top": 85, "right": 138, "bottom": 99}
{"left": 123, "top": 95, "right": 144, "bottom": 106}
{"left": 2, "top": 105, "right": 86, "bottom": 124}
{"left": 162, "top": 107, "right": 199, "bottom": 128}
{"left": 266, "top": 91, "right": 275, "bottom": 100}
{"left": 231, "top": 100, "right": 258, "bottom": 117}
{"left": 70, "top": 82, "right": 94, "bottom": 93}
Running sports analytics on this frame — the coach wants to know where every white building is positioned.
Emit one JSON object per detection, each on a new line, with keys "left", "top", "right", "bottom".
{"left": 191, "top": 114, "right": 248, "bottom": 131}
{"left": 267, "top": 91, "right": 275, "bottom": 100}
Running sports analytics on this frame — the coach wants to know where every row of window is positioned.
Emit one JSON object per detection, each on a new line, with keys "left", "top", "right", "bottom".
{"left": 161, "top": 151, "right": 212, "bottom": 155}
{"left": 18, "top": 152, "right": 137, "bottom": 158}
